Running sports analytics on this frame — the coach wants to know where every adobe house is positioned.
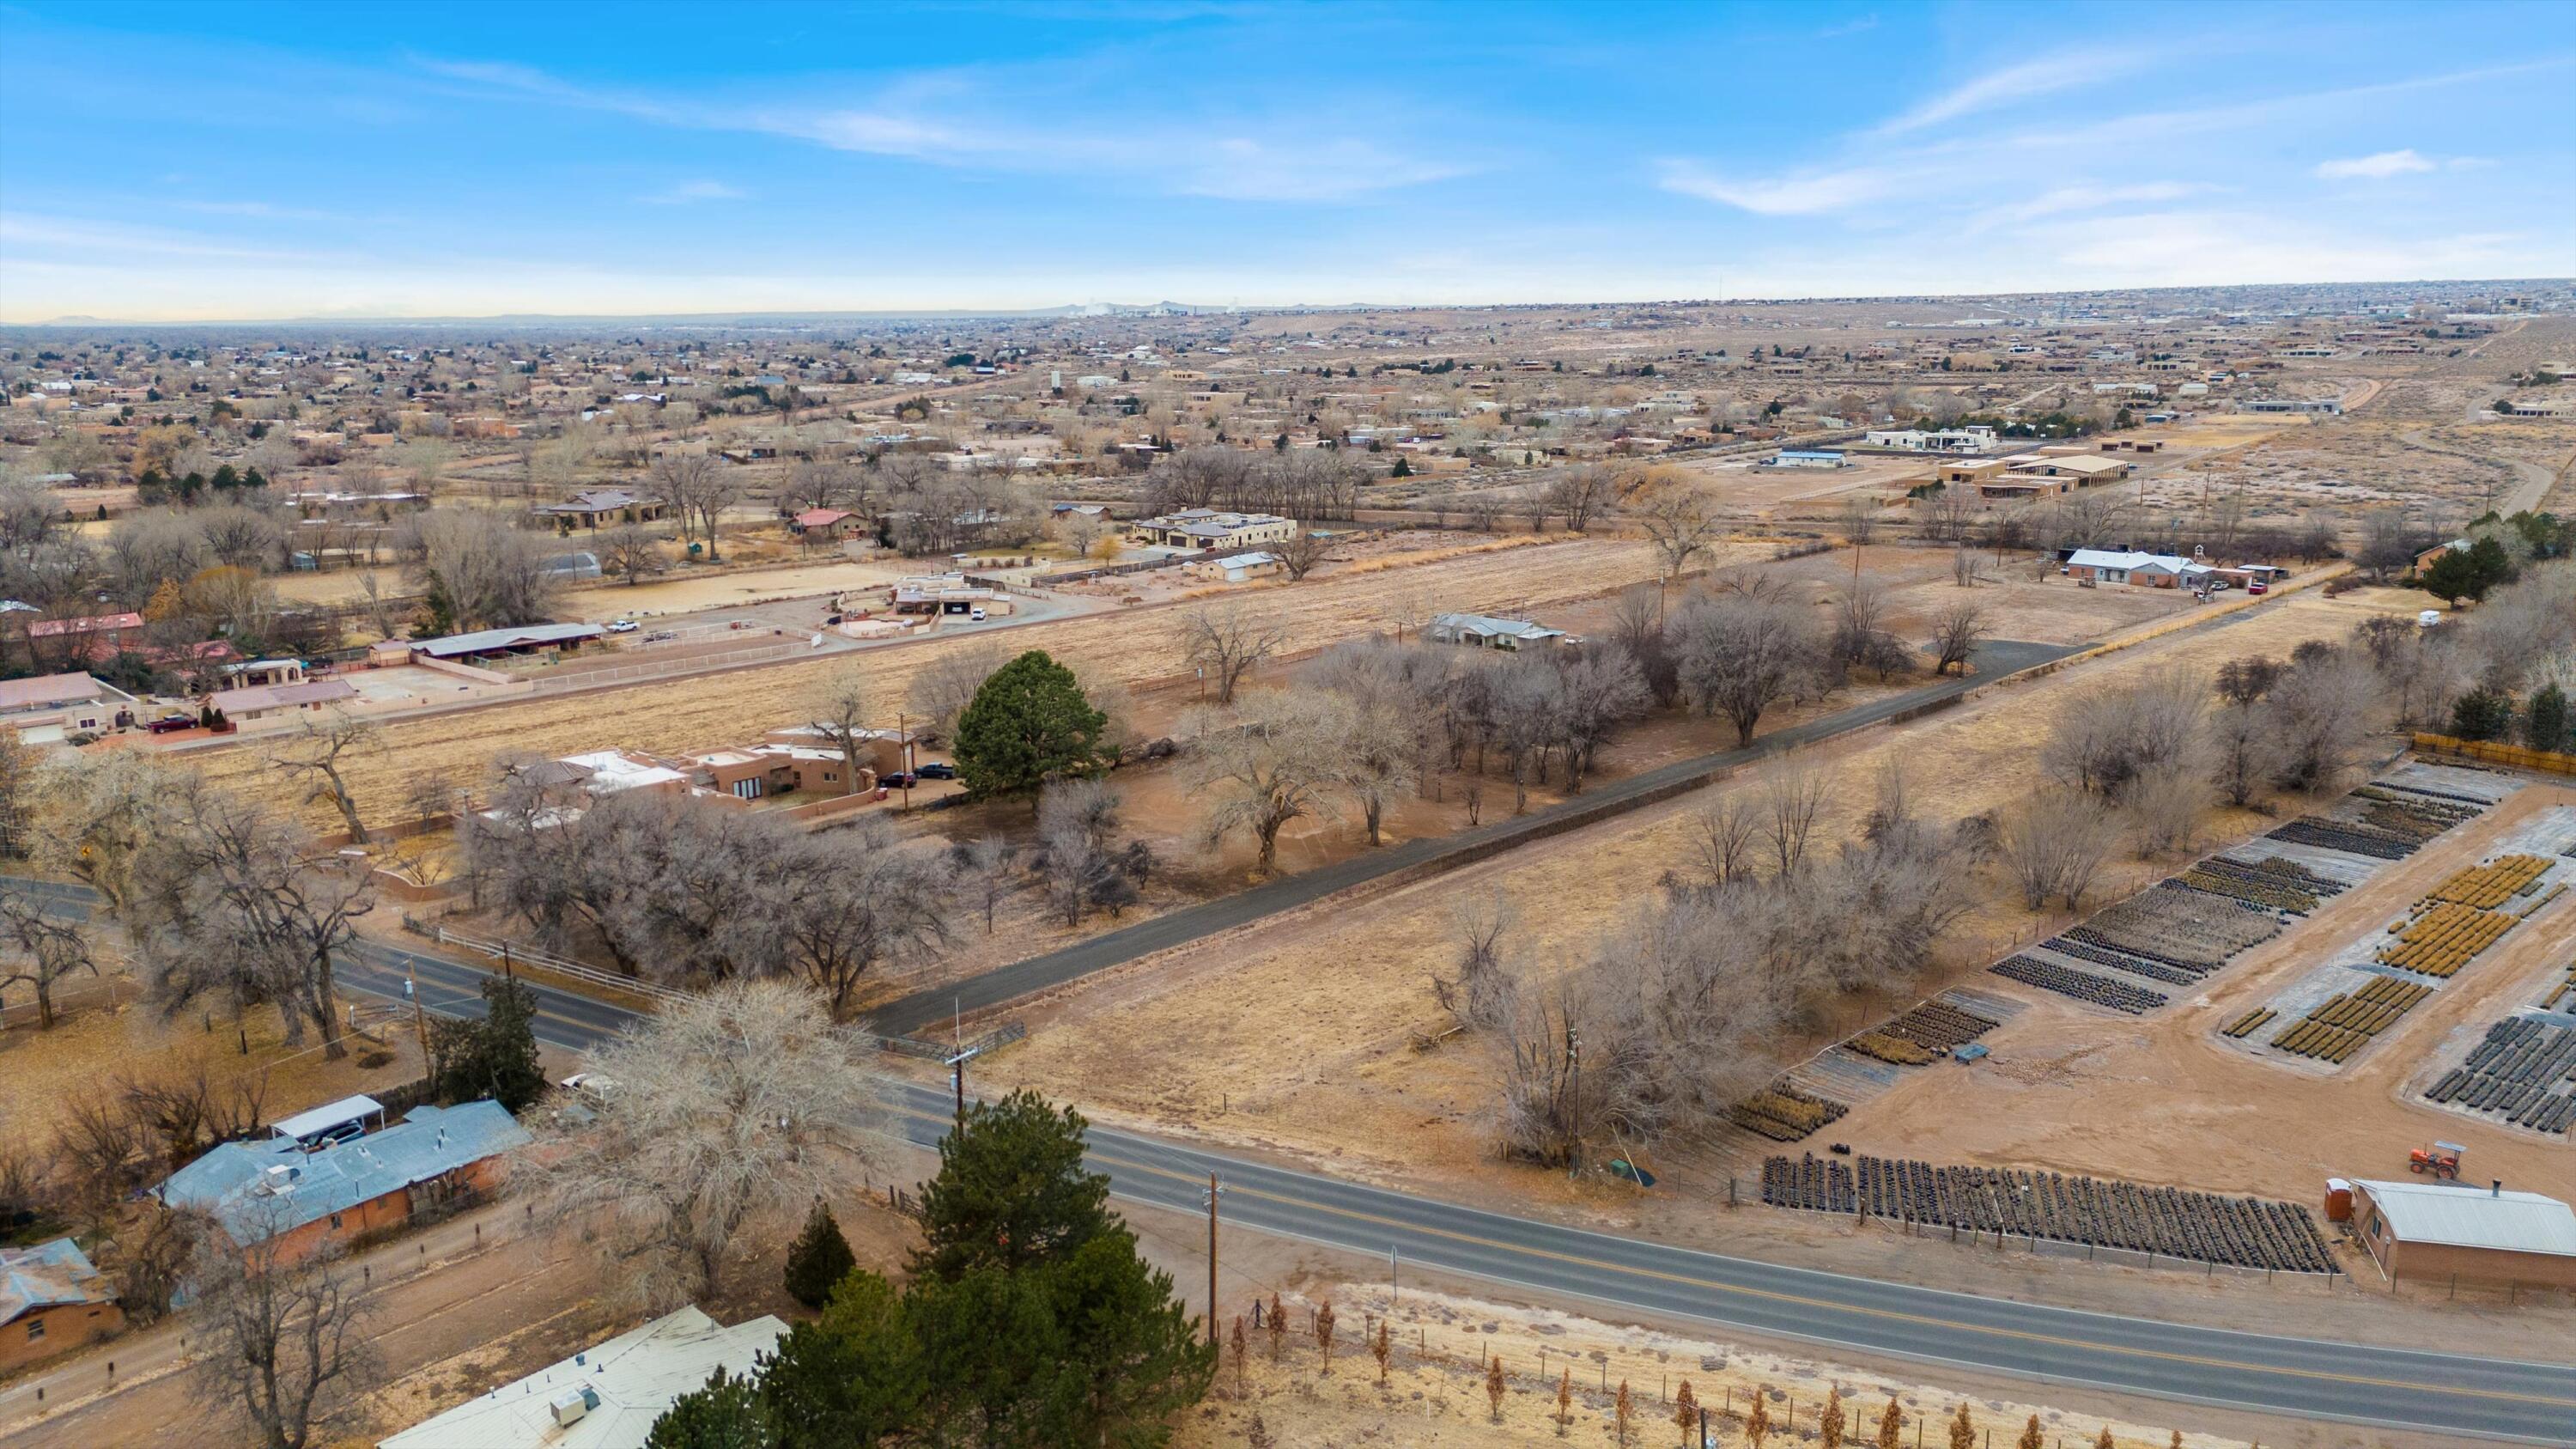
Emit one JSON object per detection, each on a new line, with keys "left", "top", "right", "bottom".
{"left": 155, "top": 1101, "right": 530, "bottom": 1266}
{"left": 1, "top": 1239, "right": 122, "bottom": 1373}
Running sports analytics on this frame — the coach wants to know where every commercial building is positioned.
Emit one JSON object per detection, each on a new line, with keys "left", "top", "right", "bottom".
{"left": 1865, "top": 426, "right": 1997, "bottom": 454}
{"left": 378, "top": 1306, "right": 787, "bottom": 1449}
{"left": 2348, "top": 1178, "right": 2576, "bottom": 1289}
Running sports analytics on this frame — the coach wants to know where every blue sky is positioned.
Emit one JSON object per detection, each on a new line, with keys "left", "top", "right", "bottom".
{"left": 2, "top": 1, "right": 2570, "bottom": 321}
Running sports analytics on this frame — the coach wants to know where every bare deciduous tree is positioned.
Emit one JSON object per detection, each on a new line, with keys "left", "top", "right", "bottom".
{"left": 268, "top": 709, "right": 380, "bottom": 843}
{"left": 519, "top": 979, "right": 892, "bottom": 1312}
{"left": 948, "top": 836, "right": 1018, "bottom": 933}
{"left": 905, "top": 641, "right": 1007, "bottom": 741}
{"left": 191, "top": 1226, "right": 380, "bottom": 1449}
{"left": 129, "top": 782, "right": 374, "bottom": 1059}
{"left": 598, "top": 522, "right": 667, "bottom": 585}
{"left": 1631, "top": 486, "right": 1726, "bottom": 593}
{"left": 392, "top": 508, "right": 562, "bottom": 629}
{"left": 1999, "top": 790, "right": 2117, "bottom": 910}
{"left": 1670, "top": 591, "right": 1819, "bottom": 747}
{"left": 2042, "top": 671, "right": 2205, "bottom": 800}
{"left": 1185, "top": 691, "right": 1346, "bottom": 876}
{"left": 0, "top": 886, "right": 97, "bottom": 1029}
{"left": 1544, "top": 466, "right": 1619, "bottom": 534}
{"left": 1686, "top": 791, "right": 1763, "bottom": 886}
{"left": 1275, "top": 529, "right": 1331, "bottom": 582}
{"left": 1177, "top": 600, "right": 1289, "bottom": 705}
{"left": 1927, "top": 599, "right": 1990, "bottom": 677}
{"left": 1759, "top": 760, "right": 1832, "bottom": 877}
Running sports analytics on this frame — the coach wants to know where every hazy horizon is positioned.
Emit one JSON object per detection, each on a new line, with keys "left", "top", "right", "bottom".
{"left": 4, "top": 0, "right": 2573, "bottom": 324}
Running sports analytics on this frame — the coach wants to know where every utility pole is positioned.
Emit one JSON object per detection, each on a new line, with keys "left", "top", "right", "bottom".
{"left": 897, "top": 711, "right": 912, "bottom": 812}
{"left": 1564, "top": 1023, "right": 1581, "bottom": 1178}
{"left": 405, "top": 957, "right": 428, "bottom": 1065}
{"left": 1202, "top": 1172, "right": 1224, "bottom": 1345}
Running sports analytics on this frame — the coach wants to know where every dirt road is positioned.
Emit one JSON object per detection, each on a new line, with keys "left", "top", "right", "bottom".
{"left": 0, "top": 1205, "right": 582, "bottom": 1449}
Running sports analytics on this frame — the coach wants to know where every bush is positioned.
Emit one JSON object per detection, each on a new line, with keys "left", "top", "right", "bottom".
{"left": 2450, "top": 685, "right": 2515, "bottom": 742}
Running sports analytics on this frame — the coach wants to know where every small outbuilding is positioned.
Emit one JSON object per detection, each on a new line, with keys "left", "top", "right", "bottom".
{"left": 2347, "top": 1178, "right": 2576, "bottom": 1290}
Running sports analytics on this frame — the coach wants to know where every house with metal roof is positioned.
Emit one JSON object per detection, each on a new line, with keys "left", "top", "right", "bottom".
{"left": 377, "top": 1306, "right": 786, "bottom": 1449}
{"left": 1424, "top": 612, "right": 1575, "bottom": 650}
{"left": 1, "top": 1239, "right": 122, "bottom": 1373}
{"left": 156, "top": 1101, "right": 531, "bottom": 1263}
{"left": 2348, "top": 1178, "right": 2576, "bottom": 1289}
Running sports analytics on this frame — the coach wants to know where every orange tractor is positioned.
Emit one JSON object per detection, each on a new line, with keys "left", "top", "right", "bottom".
{"left": 2408, "top": 1141, "right": 2464, "bottom": 1179}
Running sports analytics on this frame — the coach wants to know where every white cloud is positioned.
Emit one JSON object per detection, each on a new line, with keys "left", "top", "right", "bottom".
{"left": 1656, "top": 159, "right": 1897, "bottom": 215}
{"left": 422, "top": 56, "right": 1466, "bottom": 204}
{"left": 641, "top": 180, "right": 747, "bottom": 205}
{"left": 1991, "top": 181, "right": 2209, "bottom": 224}
{"left": 2316, "top": 149, "right": 2436, "bottom": 180}
{"left": 1875, "top": 48, "right": 2142, "bottom": 135}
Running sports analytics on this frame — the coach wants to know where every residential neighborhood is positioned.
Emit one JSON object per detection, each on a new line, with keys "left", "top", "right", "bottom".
{"left": 2, "top": 5, "right": 2573, "bottom": 1449}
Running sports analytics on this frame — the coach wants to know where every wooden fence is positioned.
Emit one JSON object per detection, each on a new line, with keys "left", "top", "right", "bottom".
{"left": 2413, "top": 733, "right": 2576, "bottom": 777}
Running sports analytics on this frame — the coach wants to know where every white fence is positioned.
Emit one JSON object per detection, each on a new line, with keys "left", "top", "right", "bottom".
{"left": 529, "top": 641, "right": 807, "bottom": 692}
{"left": 404, "top": 920, "right": 697, "bottom": 1007}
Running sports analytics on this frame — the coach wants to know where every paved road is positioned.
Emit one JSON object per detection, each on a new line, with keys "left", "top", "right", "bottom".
{"left": 866, "top": 636, "right": 2081, "bottom": 1037}
{"left": 11, "top": 875, "right": 2573, "bottom": 1441}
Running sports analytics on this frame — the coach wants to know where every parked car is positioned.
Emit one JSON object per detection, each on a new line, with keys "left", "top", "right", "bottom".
{"left": 879, "top": 771, "right": 914, "bottom": 788}
{"left": 643, "top": 630, "right": 678, "bottom": 643}
{"left": 969, "top": 606, "right": 988, "bottom": 622}
{"left": 146, "top": 715, "right": 195, "bottom": 734}
{"left": 606, "top": 618, "right": 639, "bottom": 633}
{"left": 915, "top": 762, "right": 957, "bottom": 781}
{"left": 2245, "top": 580, "right": 2267, "bottom": 595}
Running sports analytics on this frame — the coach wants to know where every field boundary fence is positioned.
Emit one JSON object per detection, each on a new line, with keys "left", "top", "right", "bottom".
{"left": 399, "top": 918, "right": 697, "bottom": 1008}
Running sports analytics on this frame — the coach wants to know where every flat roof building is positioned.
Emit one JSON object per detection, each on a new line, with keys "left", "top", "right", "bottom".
{"left": 378, "top": 1306, "right": 787, "bottom": 1449}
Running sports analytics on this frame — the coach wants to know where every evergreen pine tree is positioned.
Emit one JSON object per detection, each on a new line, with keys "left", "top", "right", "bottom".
{"left": 2525, "top": 682, "right": 2572, "bottom": 753}
{"left": 951, "top": 651, "right": 1107, "bottom": 803}
{"left": 782, "top": 1199, "right": 857, "bottom": 1310}
{"left": 2451, "top": 685, "right": 2516, "bottom": 742}
{"left": 1878, "top": 1397, "right": 1904, "bottom": 1449}
{"left": 912, "top": 1088, "right": 1110, "bottom": 1281}
{"left": 759, "top": 1270, "right": 918, "bottom": 1449}
{"left": 647, "top": 1367, "right": 777, "bottom": 1449}
{"left": 1948, "top": 1401, "right": 1977, "bottom": 1449}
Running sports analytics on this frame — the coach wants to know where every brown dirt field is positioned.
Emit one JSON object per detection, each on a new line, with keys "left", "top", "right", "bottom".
{"left": 1850, "top": 787, "right": 2576, "bottom": 1209}
{"left": 190, "top": 534, "right": 1683, "bottom": 833}
{"left": 0, "top": 970, "right": 426, "bottom": 1145}
{"left": 1184, "top": 1282, "right": 2247, "bottom": 1449}
{"left": 981, "top": 585, "right": 2411, "bottom": 1203}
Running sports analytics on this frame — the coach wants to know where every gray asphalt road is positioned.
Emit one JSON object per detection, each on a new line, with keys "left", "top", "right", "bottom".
{"left": 866, "top": 636, "right": 2081, "bottom": 1038}
{"left": 11, "top": 874, "right": 2573, "bottom": 1440}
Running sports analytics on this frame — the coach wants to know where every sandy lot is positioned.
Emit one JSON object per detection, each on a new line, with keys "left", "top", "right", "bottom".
{"left": 1850, "top": 787, "right": 2576, "bottom": 1208}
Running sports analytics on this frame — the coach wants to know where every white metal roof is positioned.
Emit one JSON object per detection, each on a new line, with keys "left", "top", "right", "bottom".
{"left": 2354, "top": 1178, "right": 2576, "bottom": 1257}
{"left": 378, "top": 1306, "right": 786, "bottom": 1449}
{"left": 270, "top": 1095, "right": 383, "bottom": 1141}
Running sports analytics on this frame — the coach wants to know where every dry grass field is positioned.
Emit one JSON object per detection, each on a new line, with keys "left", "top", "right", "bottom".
{"left": 197, "top": 534, "right": 1686, "bottom": 832}
{"left": 982, "top": 584, "right": 2424, "bottom": 1203}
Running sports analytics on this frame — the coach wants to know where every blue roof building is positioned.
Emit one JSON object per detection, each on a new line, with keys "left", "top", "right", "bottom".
{"left": 157, "top": 1101, "right": 532, "bottom": 1254}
